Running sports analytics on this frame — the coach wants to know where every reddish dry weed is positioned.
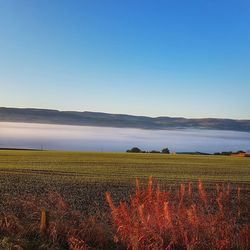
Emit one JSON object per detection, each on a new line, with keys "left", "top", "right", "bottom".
{"left": 106, "top": 178, "right": 250, "bottom": 250}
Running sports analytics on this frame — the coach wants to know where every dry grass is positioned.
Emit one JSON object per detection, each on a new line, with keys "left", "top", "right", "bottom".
{"left": 0, "top": 177, "right": 249, "bottom": 249}
{"left": 0, "top": 192, "right": 111, "bottom": 249}
{"left": 106, "top": 177, "right": 250, "bottom": 250}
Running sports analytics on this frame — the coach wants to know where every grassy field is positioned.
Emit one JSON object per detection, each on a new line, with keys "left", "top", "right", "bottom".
{"left": 0, "top": 150, "right": 250, "bottom": 249}
{"left": 1, "top": 150, "right": 250, "bottom": 182}
{"left": 0, "top": 150, "right": 250, "bottom": 213}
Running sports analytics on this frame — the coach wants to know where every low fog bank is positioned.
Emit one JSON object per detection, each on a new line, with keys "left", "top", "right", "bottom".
{"left": 1, "top": 122, "right": 250, "bottom": 153}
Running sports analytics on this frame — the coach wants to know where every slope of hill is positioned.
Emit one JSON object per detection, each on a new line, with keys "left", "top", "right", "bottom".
{"left": 0, "top": 107, "right": 250, "bottom": 132}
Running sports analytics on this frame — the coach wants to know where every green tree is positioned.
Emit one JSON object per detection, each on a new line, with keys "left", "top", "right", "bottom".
{"left": 161, "top": 148, "right": 170, "bottom": 154}
{"left": 127, "top": 147, "right": 142, "bottom": 153}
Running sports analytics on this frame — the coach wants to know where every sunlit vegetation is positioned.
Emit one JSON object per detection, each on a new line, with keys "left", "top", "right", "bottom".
{"left": 1, "top": 150, "right": 250, "bottom": 183}
{"left": 0, "top": 178, "right": 249, "bottom": 249}
{"left": 0, "top": 150, "right": 250, "bottom": 249}
{"left": 107, "top": 178, "right": 250, "bottom": 249}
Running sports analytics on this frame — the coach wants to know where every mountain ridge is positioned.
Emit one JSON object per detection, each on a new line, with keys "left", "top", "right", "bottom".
{"left": 0, "top": 107, "right": 250, "bottom": 132}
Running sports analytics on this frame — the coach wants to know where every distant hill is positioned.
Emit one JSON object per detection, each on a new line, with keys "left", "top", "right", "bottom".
{"left": 0, "top": 107, "right": 250, "bottom": 132}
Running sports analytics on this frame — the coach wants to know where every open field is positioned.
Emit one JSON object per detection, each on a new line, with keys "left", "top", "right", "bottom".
{"left": 1, "top": 150, "right": 250, "bottom": 182}
{"left": 0, "top": 150, "right": 250, "bottom": 249}
{"left": 0, "top": 150, "right": 250, "bottom": 212}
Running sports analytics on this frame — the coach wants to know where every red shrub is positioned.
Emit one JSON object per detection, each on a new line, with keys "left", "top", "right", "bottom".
{"left": 106, "top": 177, "right": 250, "bottom": 250}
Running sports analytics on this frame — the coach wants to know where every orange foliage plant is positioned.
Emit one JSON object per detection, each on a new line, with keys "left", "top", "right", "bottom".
{"left": 106, "top": 177, "right": 250, "bottom": 250}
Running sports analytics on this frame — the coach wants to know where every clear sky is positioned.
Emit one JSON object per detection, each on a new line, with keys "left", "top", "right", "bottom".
{"left": 0, "top": 0, "right": 249, "bottom": 119}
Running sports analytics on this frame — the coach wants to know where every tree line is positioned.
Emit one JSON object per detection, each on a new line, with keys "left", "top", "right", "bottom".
{"left": 126, "top": 147, "right": 170, "bottom": 154}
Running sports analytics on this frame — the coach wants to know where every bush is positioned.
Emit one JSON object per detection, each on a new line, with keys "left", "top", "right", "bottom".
{"left": 161, "top": 148, "right": 170, "bottom": 154}
{"left": 126, "top": 147, "right": 142, "bottom": 153}
{"left": 106, "top": 177, "right": 250, "bottom": 250}
{"left": 149, "top": 150, "right": 160, "bottom": 153}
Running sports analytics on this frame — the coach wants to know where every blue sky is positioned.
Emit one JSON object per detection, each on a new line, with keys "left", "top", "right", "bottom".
{"left": 0, "top": 0, "right": 249, "bottom": 119}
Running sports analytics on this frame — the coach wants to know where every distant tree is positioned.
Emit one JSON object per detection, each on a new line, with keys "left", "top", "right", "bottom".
{"left": 126, "top": 147, "right": 142, "bottom": 153}
{"left": 161, "top": 148, "right": 170, "bottom": 154}
{"left": 214, "top": 152, "right": 221, "bottom": 155}
{"left": 221, "top": 151, "right": 232, "bottom": 156}
{"left": 235, "top": 150, "right": 246, "bottom": 154}
{"left": 150, "top": 150, "right": 160, "bottom": 154}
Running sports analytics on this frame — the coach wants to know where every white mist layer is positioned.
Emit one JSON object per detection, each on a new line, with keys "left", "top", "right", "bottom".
{"left": 1, "top": 122, "right": 250, "bottom": 153}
